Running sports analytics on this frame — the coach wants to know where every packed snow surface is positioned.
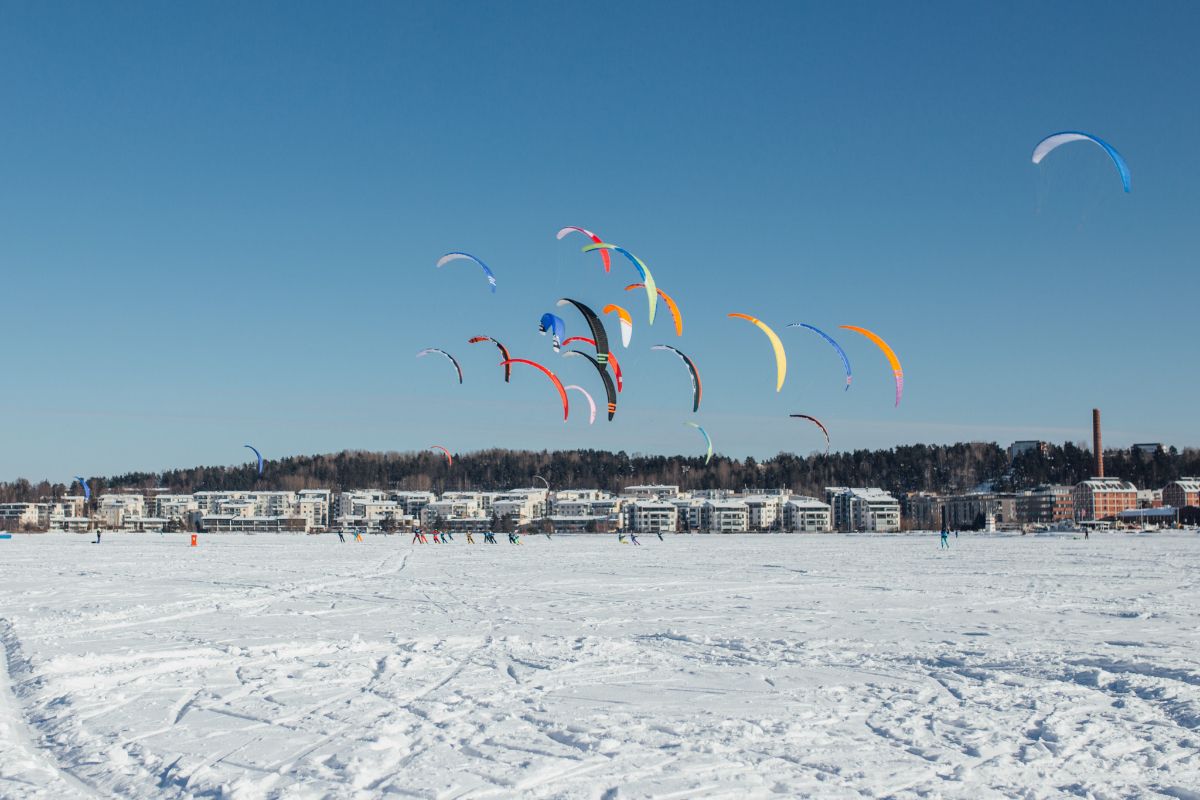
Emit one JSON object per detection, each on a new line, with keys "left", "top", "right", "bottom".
{"left": 1, "top": 532, "right": 1198, "bottom": 799}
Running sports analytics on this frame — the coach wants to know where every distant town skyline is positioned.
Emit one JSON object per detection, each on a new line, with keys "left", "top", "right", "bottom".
{"left": 3, "top": 2, "right": 1199, "bottom": 481}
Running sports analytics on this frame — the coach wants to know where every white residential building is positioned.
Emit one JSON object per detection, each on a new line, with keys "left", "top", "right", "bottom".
{"left": 825, "top": 487, "right": 901, "bottom": 532}
{"left": 784, "top": 497, "right": 833, "bottom": 532}
{"left": 704, "top": 500, "right": 749, "bottom": 533}
{"left": 743, "top": 495, "right": 783, "bottom": 531}
{"left": 623, "top": 485, "right": 680, "bottom": 500}
{"left": 626, "top": 501, "right": 678, "bottom": 533}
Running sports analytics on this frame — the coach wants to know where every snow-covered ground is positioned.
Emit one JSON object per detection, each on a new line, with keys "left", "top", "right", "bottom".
{"left": 1, "top": 531, "right": 1197, "bottom": 799}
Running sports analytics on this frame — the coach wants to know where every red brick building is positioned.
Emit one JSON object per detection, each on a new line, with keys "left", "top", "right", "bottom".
{"left": 1162, "top": 479, "right": 1200, "bottom": 510}
{"left": 1072, "top": 479, "right": 1138, "bottom": 521}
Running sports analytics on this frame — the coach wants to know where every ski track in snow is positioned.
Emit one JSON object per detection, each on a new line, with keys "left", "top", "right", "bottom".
{"left": 0, "top": 532, "right": 1198, "bottom": 799}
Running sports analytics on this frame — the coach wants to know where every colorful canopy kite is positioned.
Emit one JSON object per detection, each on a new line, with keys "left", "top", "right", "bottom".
{"left": 538, "top": 313, "right": 567, "bottom": 352}
{"left": 564, "top": 384, "right": 597, "bottom": 424}
{"left": 790, "top": 414, "right": 831, "bottom": 454}
{"left": 436, "top": 252, "right": 497, "bottom": 292}
{"left": 839, "top": 325, "right": 903, "bottom": 407}
{"left": 727, "top": 313, "right": 787, "bottom": 392}
{"left": 684, "top": 422, "right": 713, "bottom": 465}
{"left": 74, "top": 476, "right": 91, "bottom": 501}
{"left": 650, "top": 345, "right": 702, "bottom": 412}
{"left": 626, "top": 284, "right": 682, "bottom": 336}
{"left": 561, "top": 337, "right": 622, "bottom": 392}
{"left": 556, "top": 226, "right": 611, "bottom": 272}
{"left": 788, "top": 323, "right": 852, "bottom": 390}
{"left": 467, "top": 336, "right": 512, "bottom": 382}
{"left": 498, "top": 358, "right": 570, "bottom": 421}
{"left": 429, "top": 445, "right": 453, "bottom": 466}
{"left": 602, "top": 304, "right": 633, "bottom": 348}
{"left": 244, "top": 444, "right": 264, "bottom": 476}
{"left": 557, "top": 298, "right": 610, "bottom": 365}
{"left": 1032, "top": 131, "right": 1131, "bottom": 193}
{"left": 563, "top": 350, "right": 617, "bottom": 420}
{"left": 416, "top": 348, "right": 463, "bottom": 384}
{"left": 581, "top": 243, "right": 658, "bottom": 324}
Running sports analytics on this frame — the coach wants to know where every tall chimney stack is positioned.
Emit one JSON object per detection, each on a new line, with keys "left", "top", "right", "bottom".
{"left": 1092, "top": 408, "right": 1104, "bottom": 477}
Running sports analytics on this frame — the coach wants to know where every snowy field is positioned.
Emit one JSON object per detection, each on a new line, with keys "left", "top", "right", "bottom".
{"left": 1, "top": 532, "right": 1198, "bottom": 799}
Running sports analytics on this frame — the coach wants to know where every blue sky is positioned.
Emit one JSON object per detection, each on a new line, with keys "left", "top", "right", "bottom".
{"left": 2, "top": 1, "right": 1198, "bottom": 481}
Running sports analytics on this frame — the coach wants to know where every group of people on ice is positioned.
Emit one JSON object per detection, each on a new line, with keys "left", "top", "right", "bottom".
{"left": 409, "top": 528, "right": 522, "bottom": 544}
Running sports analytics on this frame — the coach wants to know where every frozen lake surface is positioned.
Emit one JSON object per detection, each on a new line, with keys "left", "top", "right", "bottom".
{"left": 1, "top": 531, "right": 1198, "bottom": 799}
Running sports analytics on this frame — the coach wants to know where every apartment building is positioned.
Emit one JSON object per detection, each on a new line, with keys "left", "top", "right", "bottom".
{"left": 783, "top": 497, "right": 832, "bottom": 532}
{"left": 1072, "top": 478, "right": 1138, "bottom": 521}
{"left": 825, "top": 487, "right": 901, "bottom": 532}
{"left": 1163, "top": 478, "right": 1200, "bottom": 509}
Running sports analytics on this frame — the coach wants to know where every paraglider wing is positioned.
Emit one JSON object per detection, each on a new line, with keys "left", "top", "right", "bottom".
{"left": 436, "top": 252, "right": 498, "bottom": 292}
{"left": 429, "top": 445, "right": 453, "bottom": 466}
{"left": 581, "top": 243, "right": 658, "bottom": 324}
{"left": 556, "top": 226, "right": 611, "bottom": 272}
{"left": 561, "top": 337, "right": 622, "bottom": 392}
{"left": 650, "top": 345, "right": 702, "bottom": 412}
{"left": 497, "top": 358, "right": 570, "bottom": 421}
{"left": 74, "top": 476, "right": 91, "bottom": 501}
{"left": 727, "top": 313, "right": 787, "bottom": 392}
{"left": 563, "top": 350, "right": 617, "bottom": 421}
{"left": 602, "top": 304, "right": 633, "bottom": 348}
{"left": 538, "top": 313, "right": 567, "bottom": 352}
{"left": 416, "top": 348, "right": 464, "bottom": 384}
{"left": 683, "top": 422, "right": 713, "bottom": 465}
{"left": 557, "top": 298, "right": 610, "bottom": 366}
{"left": 839, "top": 325, "right": 903, "bottom": 407}
{"left": 1031, "top": 131, "right": 1131, "bottom": 192}
{"left": 626, "top": 284, "right": 681, "bottom": 336}
{"left": 790, "top": 414, "right": 831, "bottom": 454}
{"left": 788, "top": 323, "right": 852, "bottom": 390}
{"left": 563, "top": 384, "right": 597, "bottom": 424}
{"left": 467, "top": 336, "right": 512, "bottom": 382}
{"left": 244, "top": 444, "right": 264, "bottom": 476}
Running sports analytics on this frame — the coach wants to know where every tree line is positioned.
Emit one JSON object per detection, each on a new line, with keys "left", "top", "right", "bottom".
{"left": 4, "top": 442, "right": 1198, "bottom": 504}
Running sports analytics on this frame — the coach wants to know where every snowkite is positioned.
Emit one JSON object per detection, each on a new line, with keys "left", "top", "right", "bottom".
{"left": 416, "top": 348, "right": 463, "bottom": 384}
{"left": 1032, "top": 131, "right": 1130, "bottom": 193}
{"left": 556, "top": 226, "right": 611, "bottom": 272}
{"left": 557, "top": 299, "right": 610, "bottom": 365}
{"left": 467, "top": 336, "right": 512, "bottom": 382}
{"left": 497, "top": 359, "right": 570, "bottom": 421}
{"left": 728, "top": 313, "right": 787, "bottom": 392}
{"left": 244, "top": 444, "right": 264, "bottom": 476}
{"left": 684, "top": 422, "right": 713, "bottom": 465}
{"left": 790, "top": 414, "right": 831, "bottom": 454}
{"left": 562, "top": 337, "right": 622, "bottom": 392}
{"left": 436, "top": 252, "right": 497, "bottom": 292}
{"left": 626, "top": 284, "right": 682, "bottom": 336}
{"left": 563, "top": 350, "right": 617, "bottom": 420}
{"left": 603, "top": 304, "right": 633, "bottom": 348}
{"left": 74, "top": 476, "right": 91, "bottom": 501}
{"left": 788, "top": 323, "right": 852, "bottom": 390}
{"left": 538, "top": 313, "right": 567, "bottom": 352}
{"left": 429, "top": 445, "right": 453, "bottom": 466}
{"left": 650, "top": 345, "right": 702, "bottom": 412}
{"left": 564, "top": 384, "right": 597, "bottom": 424}
{"left": 839, "top": 325, "right": 903, "bottom": 406}
{"left": 581, "top": 243, "right": 658, "bottom": 324}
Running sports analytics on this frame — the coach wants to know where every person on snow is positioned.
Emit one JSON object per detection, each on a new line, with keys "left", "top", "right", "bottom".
{"left": 337, "top": 530, "right": 345, "bottom": 543}
{"left": 630, "top": 533, "right": 641, "bottom": 545}
{"left": 940, "top": 528, "right": 950, "bottom": 549}
{"left": 466, "top": 532, "right": 475, "bottom": 544}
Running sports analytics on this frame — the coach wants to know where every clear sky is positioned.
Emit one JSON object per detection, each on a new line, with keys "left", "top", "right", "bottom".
{"left": 2, "top": 1, "right": 1198, "bottom": 481}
